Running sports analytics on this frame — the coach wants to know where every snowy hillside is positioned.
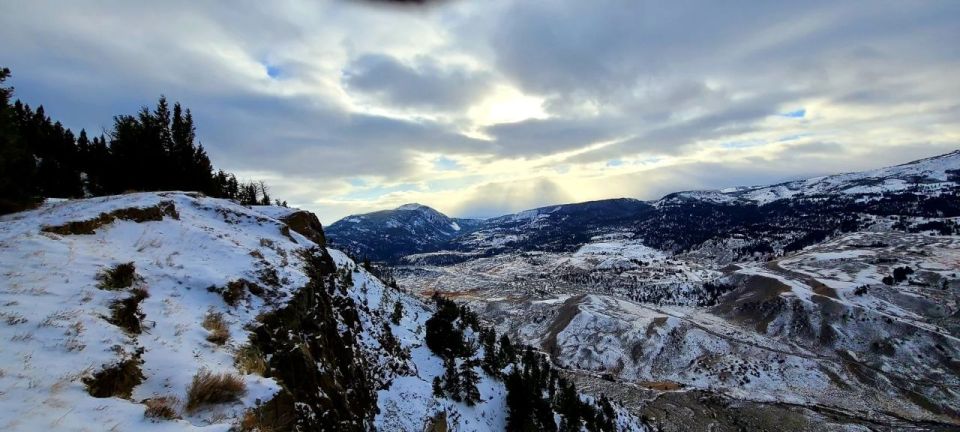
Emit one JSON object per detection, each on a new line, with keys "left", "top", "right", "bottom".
{"left": 0, "top": 192, "right": 642, "bottom": 431}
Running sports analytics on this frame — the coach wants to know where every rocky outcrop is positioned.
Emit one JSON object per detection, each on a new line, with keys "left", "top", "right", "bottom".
{"left": 249, "top": 247, "right": 376, "bottom": 431}
{"left": 280, "top": 210, "right": 327, "bottom": 246}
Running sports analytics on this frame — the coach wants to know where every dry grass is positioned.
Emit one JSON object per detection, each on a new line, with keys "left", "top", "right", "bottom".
{"left": 235, "top": 344, "right": 268, "bottom": 376}
{"left": 202, "top": 312, "right": 230, "bottom": 345}
{"left": 83, "top": 356, "right": 144, "bottom": 399}
{"left": 41, "top": 202, "right": 178, "bottom": 235}
{"left": 97, "top": 262, "right": 138, "bottom": 290}
{"left": 108, "top": 287, "right": 149, "bottom": 334}
{"left": 143, "top": 396, "right": 181, "bottom": 421}
{"left": 185, "top": 369, "right": 246, "bottom": 412}
{"left": 239, "top": 407, "right": 293, "bottom": 432}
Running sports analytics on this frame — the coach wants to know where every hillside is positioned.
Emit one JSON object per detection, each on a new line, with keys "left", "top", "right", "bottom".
{"left": 0, "top": 192, "right": 642, "bottom": 431}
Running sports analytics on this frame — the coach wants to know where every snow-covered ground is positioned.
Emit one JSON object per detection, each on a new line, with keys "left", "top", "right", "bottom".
{"left": 0, "top": 192, "right": 644, "bottom": 431}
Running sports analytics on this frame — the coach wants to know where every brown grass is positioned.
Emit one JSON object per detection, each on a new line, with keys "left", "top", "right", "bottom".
{"left": 202, "top": 312, "right": 230, "bottom": 345}
{"left": 185, "top": 369, "right": 246, "bottom": 412}
{"left": 239, "top": 407, "right": 293, "bottom": 432}
{"left": 41, "top": 201, "right": 178, "bottom": 235}
{"left": 143, "top": 396, "right": 181, "bottom": 420}
{"left": 83, "top": 356, "right": 144, "bottom": 399}
{"left": 235, "top": 344, "right": 268, "bottom": 376}
{"left": 97, "top": 262, "right": 138, "bottom": 290}
{"left": 108, "top": 287, "right": 149, "bottom": 334}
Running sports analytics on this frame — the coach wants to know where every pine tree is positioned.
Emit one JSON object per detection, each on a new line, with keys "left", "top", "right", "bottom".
{"left": 460, "top": 357, "right": 482, "bottom": 406}
{"left": 442, "top": 359, "right": 462, "bottom": 402}
{"left": 481, "top": 328, "right": 500, "bottom": 374}
{"left": 499, "top": 334, "right": 516, "bottom": 366}
{"left": 0, "top": 67, "right": 37, "bottom": 213}
{"left": 432, "top": 376, "right": 444, "bottom": 398}
{"left": 390, "top": 300, "right": 403, "bottom": 325}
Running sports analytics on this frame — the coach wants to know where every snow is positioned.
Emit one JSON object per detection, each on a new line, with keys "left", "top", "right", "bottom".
{"left": 0, "top": 192, "right": 306, "bottom": 431}
{"left": 0, "top": 192, "right": 564, "bottom": 432}
{"left": 397, "top": 203, "right": 429, "bottom": 211}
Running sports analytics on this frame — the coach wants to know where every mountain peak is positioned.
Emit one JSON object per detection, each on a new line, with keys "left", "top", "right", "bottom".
{"left": 396, "top": 203, "right": 431, "bottom": 211}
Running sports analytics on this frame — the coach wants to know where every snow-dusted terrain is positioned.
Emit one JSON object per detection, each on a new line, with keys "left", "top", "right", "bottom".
{"left": 379, "top": 151, "right": 960, "bottom": 431}
{"left": 0, "top": 192, "right": 642, "bottom": 431}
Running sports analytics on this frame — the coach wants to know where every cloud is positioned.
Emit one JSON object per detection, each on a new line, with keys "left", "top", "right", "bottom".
{"left": 343, "top": 53, "right": 492, "bottom": 111}
{"left": 451, "top": 178, "right": 574, "bottom": 218}
{"left": 1, "top": 0, "right": 958, "bottom": 223}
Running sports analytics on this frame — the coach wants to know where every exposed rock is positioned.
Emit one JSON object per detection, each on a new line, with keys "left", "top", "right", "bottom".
{"left": 280, "top": 210, "right": 327, "bottom": 246}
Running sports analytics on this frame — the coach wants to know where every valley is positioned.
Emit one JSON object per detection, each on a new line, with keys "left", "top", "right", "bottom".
{"left": 330, "top": 150, "right": 960, "bottom": 431}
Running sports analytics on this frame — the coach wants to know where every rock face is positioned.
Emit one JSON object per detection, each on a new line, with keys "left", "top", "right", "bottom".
{"left": 250, "top": 247, "right": 376, "bottom": 431}
{"left": 280, "top": 210, "right": 327, "bottom": 246}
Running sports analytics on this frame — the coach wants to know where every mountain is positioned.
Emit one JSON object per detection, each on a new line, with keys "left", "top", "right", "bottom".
{"left": 0, "top": 192, "right": 642, "bottom": 431}
{"left": 372, "top": 150, "right": 960, "bottom": 430}
{"left": 327, "top": 203, "right": 482, "bottom": 262}
{"left": 332, "top": 150, "right": 960, "bottom": 264}
{"left": 667, "top": 149, "right": 960, "bottom": 205}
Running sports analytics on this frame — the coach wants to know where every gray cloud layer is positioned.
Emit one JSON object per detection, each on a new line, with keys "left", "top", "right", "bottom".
{"left": 1, "top": 0, "right": 957, "bottom": 221}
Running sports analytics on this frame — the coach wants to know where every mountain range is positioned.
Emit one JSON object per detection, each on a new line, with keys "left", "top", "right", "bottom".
{"left": 328, "top": 149, "right": 960, "bottom": 263}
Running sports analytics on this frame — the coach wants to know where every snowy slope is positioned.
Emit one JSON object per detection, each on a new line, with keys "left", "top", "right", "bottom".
{"left": 0, "top": 192, "right": 642, "bottom": 431}
{"left": 0, "top": 192, "right": 298, "bottom": 431}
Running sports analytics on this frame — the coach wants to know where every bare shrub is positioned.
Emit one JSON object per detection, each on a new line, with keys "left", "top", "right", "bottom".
{"left": 185, "top": 369, "right": 246, "bottom": 412}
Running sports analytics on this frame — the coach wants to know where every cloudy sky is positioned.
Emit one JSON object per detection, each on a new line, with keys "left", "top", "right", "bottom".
{"left": 2, "top": 1, "right": 958, "bottom": 222}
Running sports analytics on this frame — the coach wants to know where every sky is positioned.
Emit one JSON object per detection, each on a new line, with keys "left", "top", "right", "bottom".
{"left": 2, "top": 1, "right": 959, "bottom": 223}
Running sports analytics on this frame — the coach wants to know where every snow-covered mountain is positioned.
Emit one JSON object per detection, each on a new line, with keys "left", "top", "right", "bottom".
{"left": 327, "top": 203, "right": 482, "bottom": 262}
{"left": 663, "top": 149, "right": 960, "bottom": 205}
{"left": 374, "top": 150, "right": 960, "bottom": 430}
{"left": 0, "top": 192, "right": 642, "bottom": 431}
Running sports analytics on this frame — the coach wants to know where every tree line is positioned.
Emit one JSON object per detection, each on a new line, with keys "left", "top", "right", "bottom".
{"left": 0, "top": 67, "right": 282, "bottom": 214}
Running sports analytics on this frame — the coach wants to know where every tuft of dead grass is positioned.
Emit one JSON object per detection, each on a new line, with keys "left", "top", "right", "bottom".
{"left": 239, "top": 407, "right": 292, "bottom": 432}
{"left": 185, "top": 369, "right": 246, "bottom": 412}
{"left": 235, "top": 343, "right": 268, "bottom": 376}
{"left": 202, "top": 312, "right": 230, "bottom": 345}
{"left": 83, "top": 354, "right": 144, "bottom": 399}
{"left": 143, "top": 396, "right": 181, "bottom": 421}
{"left": 108, "top": 287, "right": 149, "bottom": 334}
{"left": 97, "top": 262, "right": 139, "bottom": 290}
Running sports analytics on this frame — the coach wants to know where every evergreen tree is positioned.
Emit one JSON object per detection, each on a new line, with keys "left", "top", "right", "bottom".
{"left": 390, "top": 300, "right": 403, "bottom": 325}
{"left": 460, "top": 357, "right": 482, "bottom": 406}
{"left": 442, "top": 359, "right": 462, "bottom": 402}
{"left": 0, "top": 67, "right": 283, "bottom": 214}
{"left": 499, "top": 334, "right": 517, "bottom": 366}
{"left": 481, "top": 328, "right": 500, "bottom": 374}
{"left": 0, "top": 67, "right": 37, "bottom": 213}
{"left": 432, "top": 376, "right": 444, "bottom": 398}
